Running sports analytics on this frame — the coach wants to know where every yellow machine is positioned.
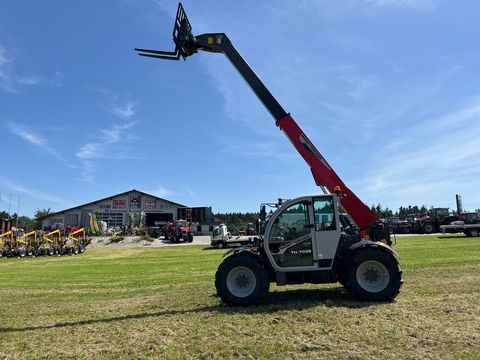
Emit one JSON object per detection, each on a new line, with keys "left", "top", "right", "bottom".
{"left": 0, "top": 230, "right": 29, "bottom": 257}
{"left": 17, "top": 230, "right": 40, "bottom": 256}
{"left": 42, "top": 229, "right": 64, "bottom": 256}
{"left": 66, "top": 228, "right": 88, "bottom": 254}
{"left": 0, "top": 231, "right": 13, "bottom": 258}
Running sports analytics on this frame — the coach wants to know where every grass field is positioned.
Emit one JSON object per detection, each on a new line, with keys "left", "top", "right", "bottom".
{"left": 0, "top": 235, "right": 479, "bottom": 359}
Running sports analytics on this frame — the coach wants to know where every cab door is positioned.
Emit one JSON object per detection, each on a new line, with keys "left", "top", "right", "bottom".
{"left": 311, "top": 196, "right": 341, "bottom": 269}
{"left": 265, "top": 198, "right": 318, "bottom": 271}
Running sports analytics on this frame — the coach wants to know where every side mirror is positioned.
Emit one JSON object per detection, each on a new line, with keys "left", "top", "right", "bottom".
{"left": 260, "top": 205, "right": 266, "bottom": 220}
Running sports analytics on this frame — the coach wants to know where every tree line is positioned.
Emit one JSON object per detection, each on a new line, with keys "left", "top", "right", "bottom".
{"left": 0, "top": 209, "right": 53, "bottom": 230}
{"left": 214, "top": 212, "right": 259, "bottom": 232}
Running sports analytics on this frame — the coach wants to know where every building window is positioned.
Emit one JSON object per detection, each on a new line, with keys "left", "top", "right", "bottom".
{"left": 47, "top": 218, "right": 63, "bottom": 227}
{"left": 113, "top": 200, "right": 126, "bottom": 209}
{"left": 130, "top": 195, "right": 141, "bottom": 209}
{"left": 145, "top": 199, "right": 156, "bottom": 209}
{"left": 98, "top": 204, "right": 111, "bottom": 209}
{"left": 65, "top": 214, "right": 79, "bottom": 227}
{"left": 96, "top": 212, "right": 124, "bottom": 228}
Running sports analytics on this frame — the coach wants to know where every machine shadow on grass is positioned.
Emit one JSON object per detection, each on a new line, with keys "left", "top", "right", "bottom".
{"left": 436, "top": 235, "right": 469, "bottom": 239}
{"left": 0, "top": 287, "right": 374, "bottom": 334}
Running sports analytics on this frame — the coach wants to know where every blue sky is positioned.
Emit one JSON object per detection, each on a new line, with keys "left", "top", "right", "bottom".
{"left": 1, "top": 0, "right": 480, "bottom": 217}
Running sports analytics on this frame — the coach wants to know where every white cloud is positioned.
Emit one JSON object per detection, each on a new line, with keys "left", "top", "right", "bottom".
{"left": 0, "top": 43, "right": 64, "bottom": 93}
{"left": 150, "top": 185, "right": 175, "bottom": 198}
{"left": 356, "top": 98, "right": 480, "bottom": 210}
{"left": 184, "top": 186, "right": 198, "bottom": 199}
{"left": 0, "top": 176, "right": 65, "bottom": 203}
{"left": 0, "top": 44, "right": 16, "bottom": 93}
{"left": 88, "top": 86, "right": 138, "bottom": 120}
{"left": 6, "top": 123, "right": 76, "bottom": 168}
{"left": 76, "top": 120, "right": 138, "bottom": 160}
{"left": 362, "top": 0, "right": 438, "bottom": 11}
{"left": 105, "top": 101, "right": 138, "bottom": 120}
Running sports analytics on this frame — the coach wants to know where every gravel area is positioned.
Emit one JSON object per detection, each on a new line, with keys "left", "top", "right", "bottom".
{"left": 88, "top": 235, "right": 212, "bottom": 248}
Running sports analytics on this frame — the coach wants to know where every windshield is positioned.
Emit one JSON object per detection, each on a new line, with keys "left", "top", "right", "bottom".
{"left": 176, "top": 220, "right": 187, "bottom": 227}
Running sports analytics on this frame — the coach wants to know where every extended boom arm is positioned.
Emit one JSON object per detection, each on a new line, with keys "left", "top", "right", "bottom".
{"left": 135, "top": 3, "right": 385, "bottom": 238}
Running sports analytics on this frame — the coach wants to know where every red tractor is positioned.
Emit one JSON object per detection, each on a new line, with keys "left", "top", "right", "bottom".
{"left": 414, "top": 208, "right": 459, "bottom": 234}
{"left": 165, "top": 220, "right": 193, "bottom": 243}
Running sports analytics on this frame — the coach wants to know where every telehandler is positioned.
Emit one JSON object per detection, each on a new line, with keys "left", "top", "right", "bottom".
{"left": 135, "top": 3, "right": 403, "bottom": 306}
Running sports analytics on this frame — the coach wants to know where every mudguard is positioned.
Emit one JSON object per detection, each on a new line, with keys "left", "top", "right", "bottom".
{"left": 222, "top": 245, "right": 261, "bottom": 258}
{"left": 349, "top": 240, "right": 400, "bottom": 260}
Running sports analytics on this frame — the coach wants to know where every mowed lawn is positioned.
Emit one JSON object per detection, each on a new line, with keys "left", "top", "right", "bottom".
{"left": 0, "top": 236, "right": 479, "bottom": 359}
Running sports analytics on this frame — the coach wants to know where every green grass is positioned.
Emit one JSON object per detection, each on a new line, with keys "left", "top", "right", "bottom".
{"left": 0, "top": 236, "right": 479, "bottom": 359}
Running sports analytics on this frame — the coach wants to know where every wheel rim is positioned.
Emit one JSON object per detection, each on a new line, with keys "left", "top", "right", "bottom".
{"left": 424, "top": 224, "right": 434, "bottom": 233}
{"left": 471, "top": 230, "right": 479, "bottom": 237}
{"left": 226, "top": 266, "right": 256, "bottom": 298}
{"left": 356, "top": 260, "right": 390, "bottom": 293}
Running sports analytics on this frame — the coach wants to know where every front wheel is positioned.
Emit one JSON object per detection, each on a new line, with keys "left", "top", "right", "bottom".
{"left": 215, "top": 254, "right": 270, "bottom": 307}
{"left": 422, "top": 223, "right": 435, "bottom": 234}
{"left": 345, "top": 247, "right": 403, "bottom": 301}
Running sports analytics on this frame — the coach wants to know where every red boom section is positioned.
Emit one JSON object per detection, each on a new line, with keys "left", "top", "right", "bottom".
{"left": 276, "top": 114, "right": 379, "bottom": 230}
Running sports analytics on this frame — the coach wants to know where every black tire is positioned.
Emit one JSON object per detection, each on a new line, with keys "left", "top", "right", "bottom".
{"left": 47, "top": 248, "right": 55, "bottom": 256}
{"left": 0, "top": 250, "right": 3, "bottom": 258}
{"left": 73, "top": 246, "right": 79, "bottom": 255}
{"left": 470, "top": 228, "right": 479, "bottom": 237}
{"left": 188, "top": 233, "right": 193, "bottom": 243}
{"left": 422, "top": 223, "right": 435, "bottom": 234}
{"left": 215, "top": 254, "right": 270, "bottom": 307}
{"left": 79, "top": 245, "right": 86, "bottom": 253}
{"left": 344, "top": 247, "right": 403, "bottom": 301}
{"left": 217, "top": 242, "right": 225, "bottom": 249}
{"left": 26, "top": 249, "right": 33, "bottom": 257}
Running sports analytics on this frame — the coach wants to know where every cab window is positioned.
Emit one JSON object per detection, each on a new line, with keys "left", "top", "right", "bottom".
{"left": 269, "top": 202, "right": 310, "bottom": 243}
{"left": 268, "top": 201, "right": 313, "bottom": 267}
{"left": 314, "top": 198, "right": 336, "bottom": 231}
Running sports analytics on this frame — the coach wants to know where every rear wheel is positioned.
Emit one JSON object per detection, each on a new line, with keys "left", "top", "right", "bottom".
{"left": 79, "top": 245, "right": 86, "bottom": 253}
{"left": 47, "top": 248, "right": 55, "bottom": 256}
{"left": 26, "top": 249, "right": 33, "bottom": 257}
{"left": 188, "top": 233, "right": 193, "bottom": 243}
{"left": 73, "top": 246, "right": 79, "bottom": 254}
{"left": 0, "top": 250, "right": 3, "bottom": 258}
{"left": 470, "top": 228, "right": 479, "bottom": 237}
{"left": 215, "top": 254, "right": 270, "bottom": 306}
{"left": 345, "top": 247, "right": 402, "bottom": 301}
{"left": 217, "top": 242, "right": 225, "bottom": 249}
{"left": 17, "top": 249, "right": 26, "bottom": 258}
